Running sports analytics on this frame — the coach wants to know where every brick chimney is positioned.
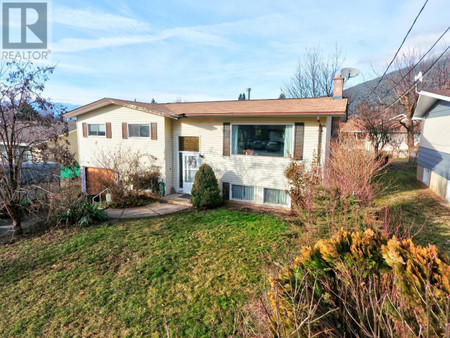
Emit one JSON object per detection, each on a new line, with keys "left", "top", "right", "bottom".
{"left": 333, "top": 74, "right": 344, "bottom": 99}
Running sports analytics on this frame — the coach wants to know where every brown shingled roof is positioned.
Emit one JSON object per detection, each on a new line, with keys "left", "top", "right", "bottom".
{"left": 64, "top": 96, "right": 347, "bottom": 119}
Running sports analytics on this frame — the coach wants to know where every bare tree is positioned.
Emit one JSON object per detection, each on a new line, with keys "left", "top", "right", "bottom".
{"left": 95, "top": 145, "right": 161, "bottom": 207}
{"left": 358, "top": 102, "right": 393, "bottom": 154}
{"left": 282, "top": 45, "right": 345, "bottom": 98}
{"left": 376, "top": 50, "right": 450, "bottom": 159}
{"left": 0, "top": 62, "right": 74, "bottom": 236}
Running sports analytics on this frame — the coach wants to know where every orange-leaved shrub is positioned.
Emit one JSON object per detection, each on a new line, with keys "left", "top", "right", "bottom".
{"left": 268, "top": 229, "right": 449, "bottom": 337}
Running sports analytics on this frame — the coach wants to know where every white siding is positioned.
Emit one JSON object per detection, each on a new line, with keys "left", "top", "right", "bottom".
{"left": 76, "top": 104, "right": 332, "bottom": 204}
{"left": 77, "top": 105, "right": 170, "bottom": 194}
{"left": 171, "top": 116, "right": 328, "bottom": 205}
{"left": 420, "top": 100, "right": 450, "bottom": 154}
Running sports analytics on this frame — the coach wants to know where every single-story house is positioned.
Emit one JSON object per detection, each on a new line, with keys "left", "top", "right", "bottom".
{"left": 64, "top": 76, "right": 347, "bottom": 207}
{"left": 413, "top": 89, "right": 450, "bottom": 202}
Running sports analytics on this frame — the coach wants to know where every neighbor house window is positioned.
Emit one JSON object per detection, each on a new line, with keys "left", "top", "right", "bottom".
{"left": 231, "top": 124, "right": 293, "bottom": 157}
{"left": 88, "top": 124, "right": 106, "bottom": 136}
{"left": 231, "top": 184, "right": 254, "bottom": 201}
{"left": 128, "top": 124, "right": 150, "bottom": 138}
{"left": 264, "top": 188, "right": 289, "bottom": 205}
{"left": 23, "top": 149, "right": 32, "bottom": 162}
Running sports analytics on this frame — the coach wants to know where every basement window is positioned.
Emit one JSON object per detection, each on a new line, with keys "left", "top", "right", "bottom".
{"left": 231, "top": 184, "right": 254, "bottom": 201}
{"left": 263, "top": 188, "right": 289, "bottom": 206}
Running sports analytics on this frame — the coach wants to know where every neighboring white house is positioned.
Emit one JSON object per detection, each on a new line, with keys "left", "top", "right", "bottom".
{"left": 64, "top": 76, "right": 347, "bottom": 207}
{"left": 413, "top": 89, "right": 450, "bottom": 202}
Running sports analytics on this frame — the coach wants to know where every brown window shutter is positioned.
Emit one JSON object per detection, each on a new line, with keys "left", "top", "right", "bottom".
{"left": 294, "top": 122, "right": 304, "bottom": 160}
{"left": 223, "top": 123, "right": 230, "bottom": 156}
{"left": 106, "top": 122, "right": 112, "bottom": 139}
{"left": 122, "top": 122, "right": 128, "bottom": 139}
{"left": 222, "top": 182, "right": 230, "bottom": 200}
{"left": 151, "top": 123, "right": 157, "bottom": 140}
{"left": 82, "top": 123, "right": 87, "bottom": 138}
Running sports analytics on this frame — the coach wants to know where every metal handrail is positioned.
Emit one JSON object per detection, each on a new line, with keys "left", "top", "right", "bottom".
{"left": 92, "top": 188, "right": 111, "bottom": 204}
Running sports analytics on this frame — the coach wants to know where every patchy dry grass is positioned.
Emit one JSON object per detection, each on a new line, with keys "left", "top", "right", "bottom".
{"left": 0, "top": 209, "right": 296, "bottom": 336}
{"left": 0, "top": 163, "right": 448, "bottom": 336}
{"left": 375, "top": 161, "right": 450, "bottom": 253}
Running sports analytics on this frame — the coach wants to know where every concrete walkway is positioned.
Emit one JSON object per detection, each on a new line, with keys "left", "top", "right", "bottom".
{"left": 106, "top": 201, "right": 189, "bottom": 219}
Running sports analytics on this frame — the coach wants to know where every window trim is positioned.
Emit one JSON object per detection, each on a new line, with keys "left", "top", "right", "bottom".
{"left": 87, "top": 123, "right": 107, "bottom": 137}
{"left": 230, "top": 123, "right": 295, "bottom": 158}
{"left": 263, "top": 187, "right": 290, "bottom": 206}
{"left": 127, "top": 123, "right": 150, "bottom": 138}
{"left": 230, "top": 184, "right": 255, "bottom": 202}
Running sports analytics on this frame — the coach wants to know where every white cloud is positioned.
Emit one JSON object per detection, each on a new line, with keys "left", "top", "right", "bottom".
{"left": 53, "top": 26, "right": 238, "bottom": 53}
{"left": 53, "top": 7, "right": 150, "bottom": 32}
{"left": 44, "top": 83, "right": 224, "bottom": 105}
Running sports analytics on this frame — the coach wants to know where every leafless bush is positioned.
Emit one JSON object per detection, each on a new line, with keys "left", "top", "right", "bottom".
{"left": 95, "top": 145, "right": 161, "bottom": 207}
{"left": 378, "top": 204, "right": 425, "bottom": 241}
{"left": 325, "top": 138, "right": 387, "bottom": 207}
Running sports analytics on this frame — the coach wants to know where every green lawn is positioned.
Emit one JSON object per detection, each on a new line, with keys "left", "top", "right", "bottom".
{"left": 1, "top": 164, "right": 449, "bottom": 336}
{"left": 0, "top": 209, "right": 296, "bottom": 336}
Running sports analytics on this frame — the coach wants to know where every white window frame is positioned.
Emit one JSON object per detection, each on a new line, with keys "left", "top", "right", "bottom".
{"left": 230, "top": 123, "right": 295, "bottom": 158}
{"left": 87, "top": 123, "right": 106, "bottom": 137}
{"left": 230, "top": 184, "right": 255, "bottom": 202}
{"left": 128, "top": 123, "right": 150, "bottom": 138}
{"left": 263, "top": 187, "right": 290, "bottom": 206}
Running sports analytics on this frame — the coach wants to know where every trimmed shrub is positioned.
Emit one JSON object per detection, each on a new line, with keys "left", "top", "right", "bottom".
{"left": 268, "top": 229, "right": 449, "bottom": 337}
{"left": 191, "top": 164, "right": 222, "bottom": 209}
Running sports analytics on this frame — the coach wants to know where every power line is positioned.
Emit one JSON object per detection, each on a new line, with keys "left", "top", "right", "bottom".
{"left": 365, "top": 0, "right": 429, "bottom": 100}
{"left": 380, "top": 44, "right": 450, "bottom": 113}
{"left": 377, "top": 25, "right": 450, "bottom": 105}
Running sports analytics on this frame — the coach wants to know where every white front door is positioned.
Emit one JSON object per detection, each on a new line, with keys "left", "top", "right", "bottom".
{"left": 181, "top": 152, "right": 200, "bottom": 194}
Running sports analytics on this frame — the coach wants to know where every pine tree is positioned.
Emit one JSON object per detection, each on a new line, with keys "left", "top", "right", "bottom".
{"left": 191, "top": 164, "right": 222, "bottom": 209}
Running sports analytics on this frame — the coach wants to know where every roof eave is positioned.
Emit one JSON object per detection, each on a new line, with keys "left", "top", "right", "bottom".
{"left": 181, "top": 111, "right": 346, "bottom": 118}
{"left": 63, "top": 98, "right": 178, "bottom": 120}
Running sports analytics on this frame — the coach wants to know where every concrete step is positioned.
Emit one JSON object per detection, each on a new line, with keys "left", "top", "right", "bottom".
{"left": 166, "top": 199, "right": 192, "bottom": 207}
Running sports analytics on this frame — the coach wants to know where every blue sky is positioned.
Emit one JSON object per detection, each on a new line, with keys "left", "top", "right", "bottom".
{"left": 41, "top": 0, "right": 449, "bottom": 105}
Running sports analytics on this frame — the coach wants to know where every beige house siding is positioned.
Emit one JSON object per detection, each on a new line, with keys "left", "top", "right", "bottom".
{"left": 75, "top": 103, "right": 332, "bottom": 203}
{"left": 57, "top": 129, "right": 78, "bottom": 162}
{"left": 164, "top": 117, "right": 173, "bottom": 193}
{"left": 171, "top": 116, "right": 328, "bottom": 205}
{"left": 77, "top": 105, "right": 168, "bottom": 192}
